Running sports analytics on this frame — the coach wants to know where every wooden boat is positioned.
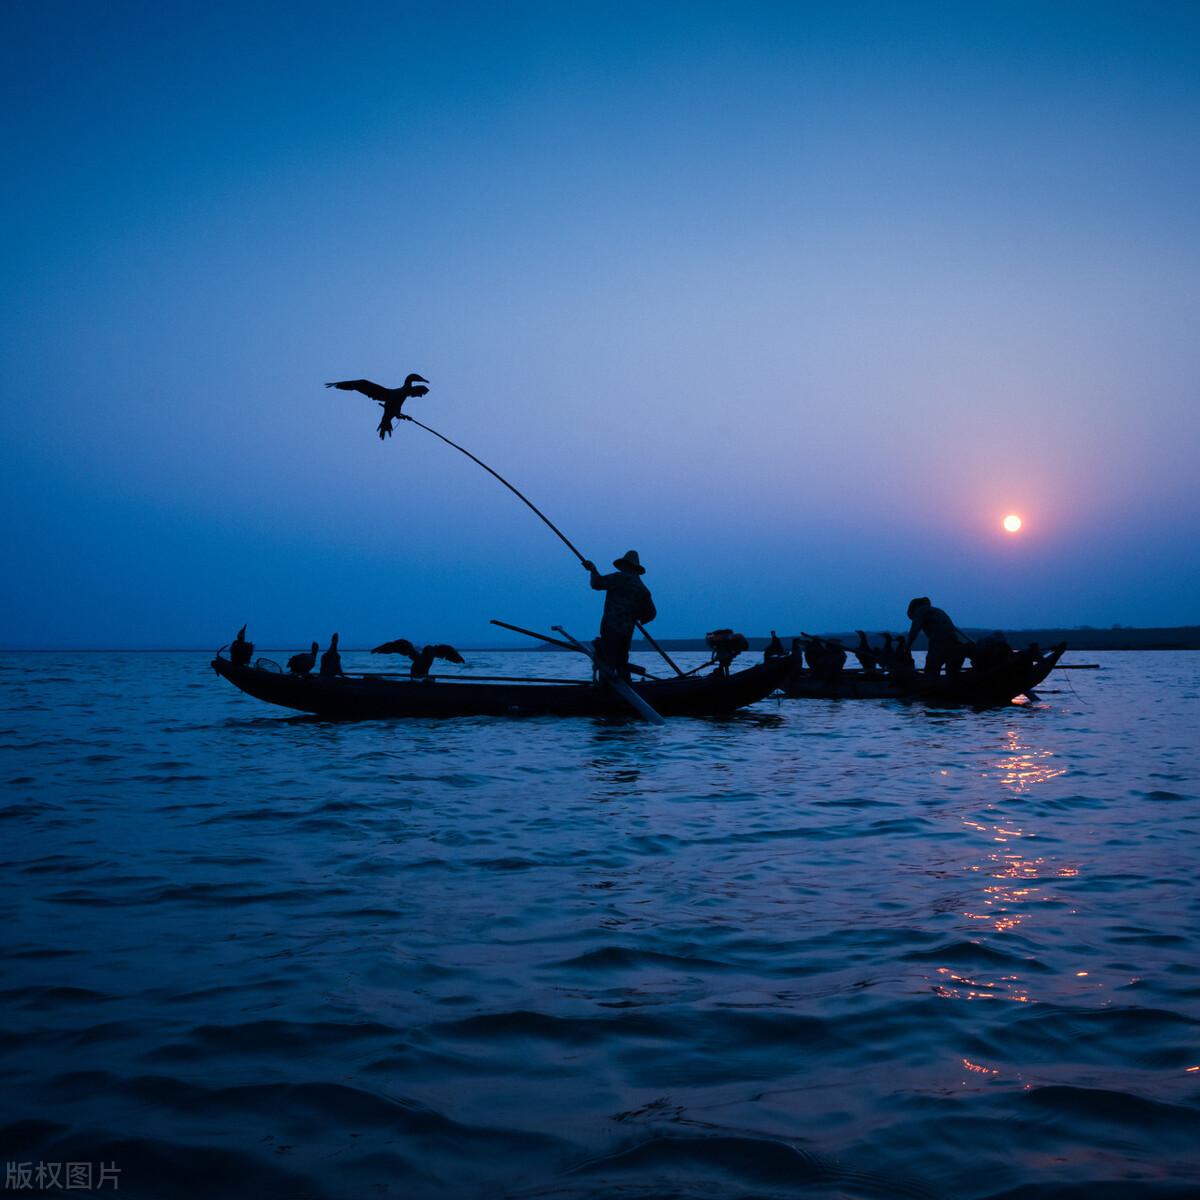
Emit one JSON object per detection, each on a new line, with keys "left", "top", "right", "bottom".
{"left": 212, "top": 653, "right": 791, "bottom": 720}
{"left": 778, "top": 642, "right": 1068, "bottom": 706}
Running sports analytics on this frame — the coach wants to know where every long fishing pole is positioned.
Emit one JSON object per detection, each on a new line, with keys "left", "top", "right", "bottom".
{"left": 403, "top": 415, "right": 684, "bottom": 677}
{"left": 405, "top": 416, "right": 587, "bottom": 561}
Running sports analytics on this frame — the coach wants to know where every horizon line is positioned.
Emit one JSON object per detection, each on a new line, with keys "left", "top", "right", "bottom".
{"left": 3, "top": 621, "right": 1198, "bottom": 654}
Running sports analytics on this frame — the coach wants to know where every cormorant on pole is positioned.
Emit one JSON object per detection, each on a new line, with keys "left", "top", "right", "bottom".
{"left": 325, "top": 374, "right": 430, "bottom": 439}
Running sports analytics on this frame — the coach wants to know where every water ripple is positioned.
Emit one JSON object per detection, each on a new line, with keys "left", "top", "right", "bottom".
{"left": 0, "top": 649, "right": 1197, "bottom": 1198}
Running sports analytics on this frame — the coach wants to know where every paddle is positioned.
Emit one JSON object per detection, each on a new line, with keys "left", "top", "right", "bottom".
{"left": 491, "top": 618, "right": 654, "bottom": 677}
{"left": 490, "top": 619, "right": 579, "bottom": 653}
{"left": 551, "top": 626, "right": 666, "bottom": 725}
{"left": 633, "top": 624, "right": 684, "bottom": 677}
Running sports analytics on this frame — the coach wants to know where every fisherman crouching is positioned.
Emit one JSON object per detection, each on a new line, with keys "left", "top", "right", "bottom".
{"left": 905, "top": 596, "right": 969, "bottom": 678}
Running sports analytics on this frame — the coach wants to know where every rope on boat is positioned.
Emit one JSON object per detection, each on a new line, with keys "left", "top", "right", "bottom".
{"left": 1061, "top": 667, "right": 1088, "bottom": 707}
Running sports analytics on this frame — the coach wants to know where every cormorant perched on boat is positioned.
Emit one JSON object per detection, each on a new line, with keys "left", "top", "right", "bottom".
{"left": 969, "top": 631, "right": 1013, "bottom": 673}
{"left": 319, "top": 633, "right": 344, "bottom": 677}
{"left": 370, "top": 638, "right": 465, "bottom": 678}
{"left": 803, "top": 635, "right": 847, "bottom": 686}
{"left": 890, "top": 633, "right": 916, "bottom": 674}
{"left": 287, "top": 642, "right": 319, "bottom": 676}
{"left": 852, "top": 630, "right": 882, "bottom": 674}
{"left": 763, "top": 630, "right": 788, "bottom": 661}
{"left": 371, "top": 637, "right": 418, "bottom": 658}
{"left": 324, "top": 374, "right": 430, "bottom": 439}
{"left": 875, "top": 632, "right": 902, "bottom": 667}
{"left": 230, "top": 624, "right": 254, "bottom": 667}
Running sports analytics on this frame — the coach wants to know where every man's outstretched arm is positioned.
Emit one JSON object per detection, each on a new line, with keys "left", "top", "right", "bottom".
{"left": 582, "top": 560, "right": 611, "bottom": 591}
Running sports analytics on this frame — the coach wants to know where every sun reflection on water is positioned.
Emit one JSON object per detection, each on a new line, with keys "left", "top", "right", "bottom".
{"left": 962, "top": 1058, "right": 1000, "bottom": 1074}
{"left": 930, "top": 726, "right": 1085, "bottom": 1006}
{"left": 960, "top": 816, "right": 1052, "bottom": 935}
{"left": 933, "top": 967, "right": 1032, "bottom": 1003}
{"left": 986, "top": 729, "right": 1068, "bottom": 793}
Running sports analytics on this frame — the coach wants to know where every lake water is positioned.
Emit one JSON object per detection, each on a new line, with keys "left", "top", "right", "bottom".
{"left": 1, "top": 650, "right": 1198, "bottom": 1199}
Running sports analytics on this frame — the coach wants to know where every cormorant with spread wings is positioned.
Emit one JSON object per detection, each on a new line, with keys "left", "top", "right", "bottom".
{"left": 371, "top": 638, "right": 465, "bottom": 678}
{"left": 325, "top": 374, "right": 430, "bottom": 439}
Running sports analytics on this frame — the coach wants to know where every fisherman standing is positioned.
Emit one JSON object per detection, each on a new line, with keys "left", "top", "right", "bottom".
{"left": 581, "top": 550, "right": 657, "bottom": 680}
{"left": 905, "top": 596, "right": 968, "bottom": 678}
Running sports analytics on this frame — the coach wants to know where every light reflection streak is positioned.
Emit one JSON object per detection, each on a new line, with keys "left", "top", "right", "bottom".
{"left": 933, "top": 967, "right": 1032, "bottom": 1003}
{"left": 962, "top": 1058, "right": 1000, "bottom": 1075}
{"left": 932, "top": 727, "right": 1084, "bottom": 1005}
{"left": 960, "top": 819, "right": 1051, "bottom": 935}
{"left": 984, "top": 729, "right": 1068, "bottom": 794}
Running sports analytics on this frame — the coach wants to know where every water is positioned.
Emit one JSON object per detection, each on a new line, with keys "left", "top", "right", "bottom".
{"left": 2, "top": 650, "right": 1198, "bottom": 1199}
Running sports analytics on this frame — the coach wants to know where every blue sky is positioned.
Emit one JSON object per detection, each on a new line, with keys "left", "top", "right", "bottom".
{"left": 2, "top": 1, "right": 1198, "bottom": 647}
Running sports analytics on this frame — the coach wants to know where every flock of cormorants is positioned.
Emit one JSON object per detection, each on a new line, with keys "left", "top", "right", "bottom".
{"left": 228, "top": 626, "right": 465, "bottom": 680}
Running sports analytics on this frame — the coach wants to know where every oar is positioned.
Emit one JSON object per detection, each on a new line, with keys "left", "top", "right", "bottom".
{"left": 491, "top": 618, "right": 656, "bottom": 677}
{"left": 634, "top": 625, "right": 684, "bottom": 677}
{"left": 490, "top": 618, "right": 580, "bottom": 653}
{"left": 552, "top": 625, "right": 666, "bottom": 725}
{"left": 404, "top": 416, "right": 683, "bottom": 677}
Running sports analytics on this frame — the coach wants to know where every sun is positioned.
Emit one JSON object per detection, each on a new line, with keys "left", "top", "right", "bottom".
{"left": 1002, "top": 514, "right": 1023, "bottom": 534}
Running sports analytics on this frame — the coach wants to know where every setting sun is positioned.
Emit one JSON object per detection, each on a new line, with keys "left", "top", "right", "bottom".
{"left": 1003, "top": 514, "right": 1023, "bottom": 533}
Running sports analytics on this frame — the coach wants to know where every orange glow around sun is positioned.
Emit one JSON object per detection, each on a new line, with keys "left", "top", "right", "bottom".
{"left": 1003, "top": 514, "right": 1023, "bottom": 533}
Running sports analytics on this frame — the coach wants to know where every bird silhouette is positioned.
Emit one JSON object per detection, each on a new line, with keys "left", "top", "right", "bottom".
{"left": 853, "top": 630, "right": 882, "bottom": 673}
{"left": 287, "top": 641, "right": 319, "bottom": 676}
{"left": 230, "top": 624, "right": 254, "bottom": 667}
{"left": 763, "top": 629, "right": 787, "bottom": 660}
{"left": 319, "top": 633, "right": 344, "bottom": 677}
{"left": 371, "top": 637, "right": 418, "bottom": 658}
{"left": 325, "top": 374, "right": 430, "bottom": 439}
{"left": 371, "top": 638, "right": 464, "bottom": 678}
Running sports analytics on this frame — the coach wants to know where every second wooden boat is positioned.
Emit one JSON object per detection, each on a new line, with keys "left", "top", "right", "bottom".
{"left": 778, "top": 642, "right": 1068, "bottom": 706}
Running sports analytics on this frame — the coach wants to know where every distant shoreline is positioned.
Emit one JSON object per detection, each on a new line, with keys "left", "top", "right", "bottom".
{"left": 4, "top": 625, "right": 1198, "bottom": 653}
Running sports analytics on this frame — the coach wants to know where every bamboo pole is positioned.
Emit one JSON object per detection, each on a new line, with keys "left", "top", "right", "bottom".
{"left": 405, "top": 416, "right": 683, "bottom": 676}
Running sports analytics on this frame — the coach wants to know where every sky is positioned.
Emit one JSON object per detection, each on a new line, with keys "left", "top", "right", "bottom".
{"left": 2, "top": 1, "right": 1198, "bottom": 648}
